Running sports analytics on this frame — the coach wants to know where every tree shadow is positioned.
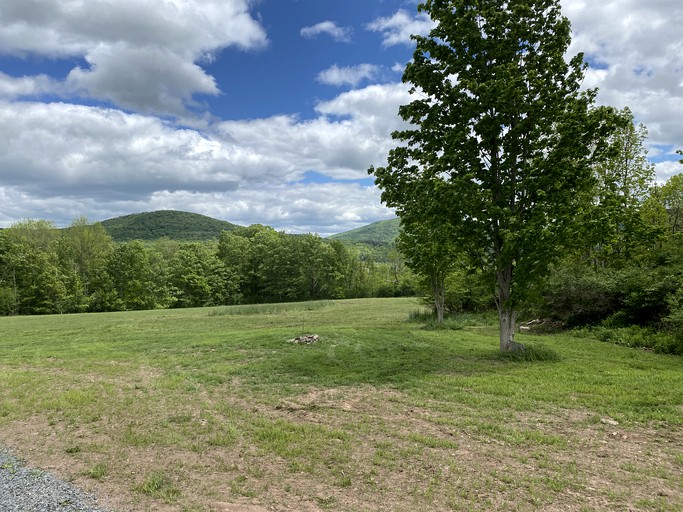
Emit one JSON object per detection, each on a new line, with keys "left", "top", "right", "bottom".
{"left": 242, "top": 329, "right": 561, "bottom": 388}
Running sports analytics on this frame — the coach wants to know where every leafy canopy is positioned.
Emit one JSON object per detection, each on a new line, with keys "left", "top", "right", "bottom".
{"left": 371, "top": 0, "right": 618, "bottom": 349}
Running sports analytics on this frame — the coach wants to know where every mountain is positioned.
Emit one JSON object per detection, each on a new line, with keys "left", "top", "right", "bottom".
{"left": 329, "top": 218, "right": 400, "bottom": 261}
{"left": 329, "top": 218, "right": 400, "bottom": 244}
{"left": 101, "top": 210, "right": 239, "bottom": 242}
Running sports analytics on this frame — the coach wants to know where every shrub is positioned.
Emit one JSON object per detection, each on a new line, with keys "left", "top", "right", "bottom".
{"left": 538, "top": 264, "right": 617, "bottom": 327}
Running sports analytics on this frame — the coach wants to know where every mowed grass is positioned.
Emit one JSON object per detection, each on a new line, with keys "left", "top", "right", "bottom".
{"left": 0, "top": 298, "right": 681, "bottom": 512}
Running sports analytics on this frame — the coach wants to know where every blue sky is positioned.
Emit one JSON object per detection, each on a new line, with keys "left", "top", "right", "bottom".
{"left": 0, "top": 0, "right": 681, "bottom": 235}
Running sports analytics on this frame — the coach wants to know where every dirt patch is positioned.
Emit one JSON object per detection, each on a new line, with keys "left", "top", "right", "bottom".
{"left": 2, "top": 385, "right": 682, "bottom": 511}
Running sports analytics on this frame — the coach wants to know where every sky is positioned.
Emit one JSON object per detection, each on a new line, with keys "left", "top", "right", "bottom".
{"left": 0, "top": 0, "right": 681, "bottom": 236}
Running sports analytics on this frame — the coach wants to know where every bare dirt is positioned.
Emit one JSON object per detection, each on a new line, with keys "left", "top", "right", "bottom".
{"left": 2, "top": 385, "right": 682, "bottom": 511}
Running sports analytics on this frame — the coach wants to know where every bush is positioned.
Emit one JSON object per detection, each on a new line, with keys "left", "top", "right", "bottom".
{"left": 661, "top": 291, "right": 683, "bottom": 355}
{"left": 538, "top": 262, "right": 682, "bottom": 329}
{"left": 538, "top": 264, "right": 617, "bottom": 326}
{"left": 615, "top": 266, "right": 679, "bottom": 326}
{"left": 573, "top": 325, "right": 681, "bottom": 355}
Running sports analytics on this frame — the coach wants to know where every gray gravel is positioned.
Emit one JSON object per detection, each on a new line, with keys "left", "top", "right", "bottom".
{"left": 0, "top": 448, "right": 110, "bottom": 512}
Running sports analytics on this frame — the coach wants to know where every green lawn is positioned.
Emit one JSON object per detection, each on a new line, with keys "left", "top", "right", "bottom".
{"left": 1, "top": 298, "right": 681, "bottom": 511}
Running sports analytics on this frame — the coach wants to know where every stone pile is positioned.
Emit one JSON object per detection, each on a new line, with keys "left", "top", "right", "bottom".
{"left": 287, "top": 334, "right": 320, "bottom": 344}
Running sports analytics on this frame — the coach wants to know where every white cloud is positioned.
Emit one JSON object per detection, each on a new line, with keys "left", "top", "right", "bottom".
{"left": 300, "top": 21, "right": 352, "bottom": 43}
{"left": 0, "top": 72, "right": 61, "bottom": 98}
{"left": 366, "top": 9, "right": 436, "bottom": 47}
{"left": 0, "top": 101, "right": 253, "bottom": 198}
{"left": 0, "top": 0, "right": 266, "bottom": 56}
{"left": 217, "top": 83, "right": 412, "bottom": 180}
{"left": 654, "top": 160, "right": 683, "bottom": 184}
{"left": 0, "top": 82, "right": 411, "bottom": 231}
{"left": 560, "top": 0, "right": 683, "bottom": 180}
{"left": 65, "top": 44, "right": 220, "bottom": 115}
{"left": 143, "top": 185, "right": 394, "bottom": 236}
{"left": 316, "top": 64, "right": 380, "bottom": 87}
{"left": 0, "top": 0, "right": 267, "bottom": 115}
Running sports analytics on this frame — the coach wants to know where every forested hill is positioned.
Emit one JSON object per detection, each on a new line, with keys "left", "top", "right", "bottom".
{"left": 100, "top": 210, "right": 240, "bottom": 242}
{"left": 97, "top": 210, "right": 400, "bottom": 246}
{"left": 328, "top": 218, "right": 400, "bottom": 261}
{"left": 329, "top": 218, "right": 400, "bottom": 244}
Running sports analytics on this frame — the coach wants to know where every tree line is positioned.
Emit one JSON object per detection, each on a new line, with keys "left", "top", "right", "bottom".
{"left": 0, "top": 220, "right": 418, "bottom": 316}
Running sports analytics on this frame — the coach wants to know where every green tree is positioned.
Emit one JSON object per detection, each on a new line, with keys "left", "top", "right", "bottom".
{"left": 168, "top": 242, "right": 240, "bottom": 307}
{"left": 0, "top": 220, "right": 79, "bottom": 314}
{"left": 59, "top": 216, "right": 114, "bottom": 308}
{"left": 107, "top": 241, "right": 170, "bottom": 311}
{"left": 168, "top": 243, "right": 213, "bottom": 307}
{"left": 657, "top": 173, "right": 683, "bottom": 233}
{"left": 371, "top": 0, "right": 616, "bottom": 351}
{"left": 583, "top": 108, "right": 657, "bottom": 266}
{"left": 398, "top": 218, "right": 457, "bottom": 323}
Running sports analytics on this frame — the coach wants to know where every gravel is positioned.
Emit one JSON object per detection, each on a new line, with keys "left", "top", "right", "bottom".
{"left": 0, "top": 448, "right": 110, "bottom": 512}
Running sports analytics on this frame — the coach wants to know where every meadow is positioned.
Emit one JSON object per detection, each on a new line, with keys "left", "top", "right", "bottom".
{"left": 0, "top": 298, "right": 681, "bottom": 511}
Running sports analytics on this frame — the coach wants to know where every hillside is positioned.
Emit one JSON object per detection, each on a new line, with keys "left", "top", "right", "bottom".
{"left": 329, "top": 218, "right": 400, "bottom": 261}
{"left": 329, "top": 218, "right": 400, "bottom": 244}
{"left": 101, "top": 210, "right": 239, "bottom": 242}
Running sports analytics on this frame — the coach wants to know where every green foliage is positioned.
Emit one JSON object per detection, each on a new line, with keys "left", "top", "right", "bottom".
{"left": 539, "top": 261, "right": 681, "bottom": 327}
{"left": 662, "top": 289, "right": 683, "bottom": 354}
{"left": 573, "top": 325, "right": 681, "bottom": 355}
{"left": 106, "top": 241, "right": 171, "bottom": 311}
{"left": 538, "top": 263, "right": 618, "bottom": 327}
{"left": 579, "top": 108, "right": 658, "bottom": 266}
{"left": 100, "top": 210, "right": 239, "bottom": 242}
{"left": 0, "top": 215, "right": 418, "bottom": 316}
{"left": 443, "top": 268, "right": 495, "bottom": 315}
{"left": 0, "top": 220, "right": 85, "bottom": 315}
{"left": 168, "top": 242, "right": 240, "bottom": 308}
{"left": 655, "top": 172, "right": 683, "bottom": 233}
{"left": 329, "top": 219, "right": 401, "bottom": 261}
{"left": 371, "top": 0, "right": 616, "bottom": 350}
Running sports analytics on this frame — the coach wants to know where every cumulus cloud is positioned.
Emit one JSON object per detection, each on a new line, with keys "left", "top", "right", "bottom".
{"left": 654, "top": 160, "right": 683, "bottom": 183}
{"left": 216, "top": 83, "right": 412, "bottom": 180}
{"left": 316, "top": 64, "right": 381, "bottom": 87}
{"left": 0, "top": 72, "right": 61, "bottom": 99}
{"left": 144, "top": 185, "right": 394, "bottom": 236}
{"left": 0, "top": 0, "right": 267, "bottom": 115}
{"left": 366, "top": 9, "right": 436, "bottom": 47}
{"left": 300, "top": 20, "right": 352, "bottom": 42}
{"left": 0, "top": 101, "right": 253, "bottom": 199}
{"left": 65, "top": 44, "right": 221, "bottom": 115}
{"left": 0, "top": 82, "right": 410, "bottom": 231}
{"left": 561, "top": 0, "right": 683, "bottom": 175}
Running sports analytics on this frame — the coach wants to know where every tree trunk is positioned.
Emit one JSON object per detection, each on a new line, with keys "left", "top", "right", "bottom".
{"left": 431, "top": 272, "right": 445, "bottom": 324}
{"left": 496, "top": 267, "right": 525, "bottom": 352}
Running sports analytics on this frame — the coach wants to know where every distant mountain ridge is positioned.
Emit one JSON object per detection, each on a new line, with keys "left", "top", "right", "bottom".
{"left": 328, "top": 218, "right": 400, "bottom": 244}
{"left": 98, "top": 210, "right": 400, "bottom": 249}
{"left": 100, "top": 210, "right": 240, "bottom": 242}
{"left": 328, "top": 218, "right": 400, "bottom": 261}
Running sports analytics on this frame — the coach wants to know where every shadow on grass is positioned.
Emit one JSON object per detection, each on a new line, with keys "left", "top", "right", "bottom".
{"left": 497, "top": 344, "right": 561, "bottom": 363}
{"left": 237, "top": 329, "right": 561, "bottom": 389}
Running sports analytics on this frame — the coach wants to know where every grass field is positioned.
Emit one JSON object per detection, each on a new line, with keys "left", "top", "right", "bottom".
{"left": 0, "top": 298, "right": 681, "bottom": 511}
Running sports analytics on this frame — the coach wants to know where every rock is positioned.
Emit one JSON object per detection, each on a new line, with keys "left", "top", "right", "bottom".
{"left": 287, "top": 334, "right": 320, "bottom": 344}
